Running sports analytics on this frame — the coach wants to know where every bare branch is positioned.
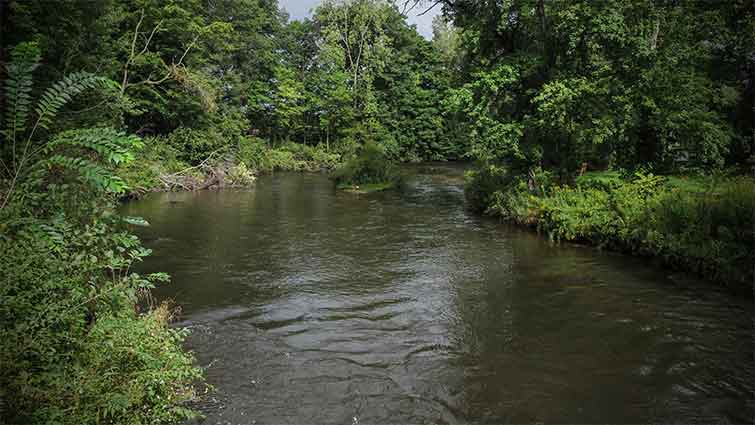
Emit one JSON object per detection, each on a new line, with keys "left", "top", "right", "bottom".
{"left": 417, "top": 0, "right": 443, "bottom": 17}
{"left": 121, "top": 10, "right": 145, "bottom": 95}
{"left": 138, "top": 21, "right": 162, "bottom": 57}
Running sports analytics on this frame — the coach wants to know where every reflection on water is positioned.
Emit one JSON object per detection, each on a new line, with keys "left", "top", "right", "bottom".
{"left": 123, "top": 166, "right": 753, "bottom": 424}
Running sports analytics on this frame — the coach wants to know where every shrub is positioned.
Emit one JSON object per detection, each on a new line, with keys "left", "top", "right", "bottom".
{"left": 464, "top": 165, "right": 513, "bottom": 212}
{"left": 166, "top": 127, "right": 229, "bottom": 165}
{"left": 227, "top": 162, "right": 256, "bottom": 186}
{"left": 236, "top": 137, "right": 273, "bottom": 171}
{"left": 278, "top": 142, "right": 341, "bottom": 171}
{"left": 331, "top": 141, "right": 402, "bottom": 188}
{"left": 574, "top": 170, "right": 623, "bottom": 190}
{"left": 1, "top": 42, "right": 203, "bottom": 424}
{"left": 642, "top": 176, "right": 755, "bottom": 284}
{"left": 472, "top": 166, "right": 755, "bottom": 290}
{"left": 0, "top": 212, "right": 203, "bottom": 424}
{"left": 117, "top": 139, "right": 189, "bottom": 194}
{"left": 237, "top": 138, "right": 341, "bottom": 173}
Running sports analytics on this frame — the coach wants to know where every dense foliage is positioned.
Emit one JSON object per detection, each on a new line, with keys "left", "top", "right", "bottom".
{"left": 332, "top": 141, "right": 403, "bottom": 191}
{"left": 441, "top": 0, "right": 753, "bottom": 175}
{"left": 443, "top": 0, "right": 754, "bottom": 289}
{"left": 1, "top": 0, "right": 753, "bottom": 422}
{"left": 0, "top": 42, "right": 202, "bottom": 423}
{"left": 467, "top": 169, "right": 754, "bottom": 289}
{"left": 3, "top": 0, "right": 465, "bottom": 195}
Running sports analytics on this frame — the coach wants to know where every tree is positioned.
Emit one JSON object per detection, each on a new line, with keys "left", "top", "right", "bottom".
{"left": 443, "top": 0, "right": 748, "bottom": 172}
{"left": 315, "top": 0, "right": 392, "bottom": 111}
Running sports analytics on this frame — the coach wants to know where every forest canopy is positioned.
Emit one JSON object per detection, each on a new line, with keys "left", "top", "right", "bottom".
{"left": 3, "top": 0, "right": 751, "bottom": 174}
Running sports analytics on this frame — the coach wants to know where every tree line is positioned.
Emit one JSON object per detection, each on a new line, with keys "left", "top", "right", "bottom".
{"left": 5, "top": 0, "right": 750, "bottom": 173}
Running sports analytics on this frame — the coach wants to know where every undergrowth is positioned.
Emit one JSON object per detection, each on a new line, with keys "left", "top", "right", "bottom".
{"left": 332, "top": 141, "right": 403, "bottom": 190}
{"left": 466, "top": 167, "right": 755, "bottom": 290}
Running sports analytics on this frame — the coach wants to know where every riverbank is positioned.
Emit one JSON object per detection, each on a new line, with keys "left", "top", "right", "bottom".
{"left": 118, "top": 138, "right": 415, "bottom": 199}
{"left": 118, "top": 138, "right": 342, "bottom": 197}
{"left": 466, "top": 166, "right": 755, "bottom": 293}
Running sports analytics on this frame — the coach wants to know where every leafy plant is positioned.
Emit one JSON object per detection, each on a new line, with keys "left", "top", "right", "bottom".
{"left": 476, "top": 166, "right": 754, "bottom": 289}
{"left": 1, "top": 42, "right": 138, "bottom": 211}
{"left": 332, "top": 140, "right": 402, "bottom": 189}
{"left": 0, "top": 43, "right": 203, "bottom": 424}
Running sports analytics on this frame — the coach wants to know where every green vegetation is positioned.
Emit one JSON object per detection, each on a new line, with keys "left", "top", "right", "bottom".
{"left": 1, "top": 1, "right": 461, "bottom": 421}
{"left": 1, "top": 0, "right": 753, "bottom": 422}
{"left": 0, "top": 43, "right": 201, "bottom": 423}
{"left": 448, "top": 0, "right": 753, "bottom": 290}
{"left": 443, "top": 0, "right": 752, "bottom": 174}
{"left": 468, "top": 169, "right": 754, "bottom": 289}
{"left": 333, "top": 141, "right": 403, "bottom": 191}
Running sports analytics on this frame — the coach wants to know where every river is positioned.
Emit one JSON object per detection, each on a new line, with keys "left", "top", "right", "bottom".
{"left": 123, "top": 166, "right": 753, "bottom": 424}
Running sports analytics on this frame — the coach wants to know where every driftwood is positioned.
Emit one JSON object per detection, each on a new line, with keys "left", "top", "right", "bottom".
{"left": 158, "top": 152, "right": 231, "bottom": 192}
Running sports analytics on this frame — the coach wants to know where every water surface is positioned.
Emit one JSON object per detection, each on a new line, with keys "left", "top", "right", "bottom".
{"left": 124, "top": 167, "right": 753, "bottom": 424}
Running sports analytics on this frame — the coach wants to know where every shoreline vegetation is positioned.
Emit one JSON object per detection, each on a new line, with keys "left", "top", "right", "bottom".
{"left": 0, "top": 43, "right": 203, "bottom": 425}
{"left": 2, "top": 0, "right": 752, "bottom": 423}
{"left": 466, "top": 167, "right": 754, "bottom": 293}
{"left": 118, "top": 140, "right": 342, "bottom": 198}
{"left": 331, "top": 141, "right": 404, "bottom": 193}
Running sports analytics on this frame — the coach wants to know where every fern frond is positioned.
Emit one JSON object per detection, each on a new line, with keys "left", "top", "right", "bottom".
{"left": 3, "top": 42, "right": 41, "bottom": 144}
{"left": 34, "top": 128, "right": 143, "bottom": 194}
{"left": 44, "top": 128, "right": 142, "bottom": 166}
{"left": 34, "top": 73, "right": 109, "bottom": 131}
{"left": 43, "top": 155, "right": 130, "bottom": 194}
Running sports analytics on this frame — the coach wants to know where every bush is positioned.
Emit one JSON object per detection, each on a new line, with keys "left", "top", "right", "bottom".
{"left": 331, "top": 141, "right": 402, "bottom": 189}
{"left": 466, "top": 165, "right": 554, "bottom": 213}
{"left": 237, "top": 138, "right": 341, "bottom": 173}
{"left": 642, "top": 176, "right": 755, "bottom": 284}
{"left": 475, "top": 168, "right": 755, "bottom": 290}
{"left": 278, "top": 142, "right": 342, "bottom": 171}
{"left": 0, "top": 214, "right": 203, "bottom": 424}
{"left": 464, "top": 165, "right": 513, "bottom": 213}
{"left": 227, "top": 162, "right": 256, "bottom": 186}
{"left": 117, "top": 139, "right": 190, "bottom": 194}
{"left": 574, "top": 170, "right": 623, "bottom": 190}
{"left": 166, "top": 127, "right": 228, "bottom": 165}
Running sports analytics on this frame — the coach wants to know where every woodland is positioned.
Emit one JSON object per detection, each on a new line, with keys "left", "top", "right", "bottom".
{"left": 0, "top": 0, "right": 753, "bottom": 423}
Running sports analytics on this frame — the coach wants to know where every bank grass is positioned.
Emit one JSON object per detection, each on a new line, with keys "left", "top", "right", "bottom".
{"left": 467, "top": 167, "right": 755, "bottom": 290}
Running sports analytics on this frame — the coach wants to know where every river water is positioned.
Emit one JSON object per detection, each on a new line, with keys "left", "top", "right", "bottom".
{"left": 123, "top": 166, "right": 753, "bottom": 424}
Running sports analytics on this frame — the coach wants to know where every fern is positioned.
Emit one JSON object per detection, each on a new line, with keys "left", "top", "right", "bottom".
{"left": 2, "top": 42, "right": 40, "bottom": 145}
{"left": 38, "top": 128, "right": 142, "bottom": 194}
{"left": 34, "top": 73, "right": 109, "bottom": 131}
{"left": 44, "top": 128, "right": 142, "bottom": 166}
{"left": 1, "top": 42, "right": 142, "bottom": 209}
{"left": 43, "top": 155, "right": 130, "bottom": 194}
